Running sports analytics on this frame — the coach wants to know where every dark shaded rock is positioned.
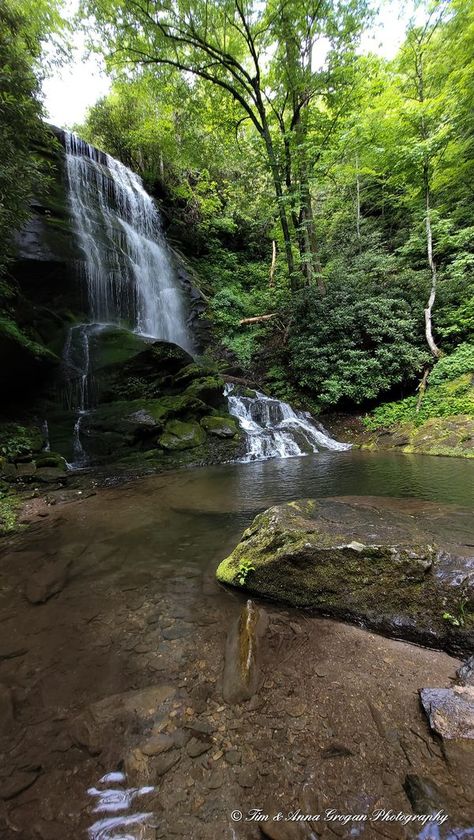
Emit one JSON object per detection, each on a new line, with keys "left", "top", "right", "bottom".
{"left": 420, "top": 686, "right": 474, "bottom": 739}
{"left": 222, "top": 601, "right": 268, "bottom": 704}
{"left": 403, "top": 774, "right": 448, "bottom": 814}
{"left": 0, "top": 685, "right": 14, "bottom": 735}
{"left": 25, "top": 556, "right": 72, "bottom": 604}
{"left": 321, "top": 742, "right": 354, "bottom": 758}
{"left": 457, "top": 655, "right": 474, "bottom": 686}
{"left": 200, "top": 415, "right": 239, "bottom": 438}
{"left": 216, "top": 497, "right": 474, "bottom": 655}
{"left": 0, "top": 769, "right": 40, "bottom": 800}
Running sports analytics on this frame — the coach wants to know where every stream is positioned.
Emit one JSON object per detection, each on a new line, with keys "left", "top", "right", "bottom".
{"left": 0, "top": 450, "right": 473, "bottom": 839}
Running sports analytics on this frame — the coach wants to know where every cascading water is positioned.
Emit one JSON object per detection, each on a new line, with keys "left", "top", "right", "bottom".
{"left": 61, "top": 131, "right": 193, "bottom": 465}
{"left": 225, "top": 384, "right": 351, "bottom": 461}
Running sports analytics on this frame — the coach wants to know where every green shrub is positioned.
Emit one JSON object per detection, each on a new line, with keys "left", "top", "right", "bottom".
{"left": 287, "top": 288, "right": 428, "bottom": 409}
{"left": 429, "top": 343, "right": 474, "bottom": 386}
{"left": 366, "top": 373, "right": 474, "bottom": 429}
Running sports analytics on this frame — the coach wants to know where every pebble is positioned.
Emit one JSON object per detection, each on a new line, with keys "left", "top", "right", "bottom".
{"left": 141, "top": 733, "right": 174, "bottom": 757}
{"left": 155, "top": 749, "right": 181, "bottom": 776}
{"left": 236, "top": 766, "right": 258, "bottom": 788}
{"left": 186, "top": 737, "right": 211, "bottom": 757}
{"left": 224, "top": 749, "right": 242, "bottom": 765}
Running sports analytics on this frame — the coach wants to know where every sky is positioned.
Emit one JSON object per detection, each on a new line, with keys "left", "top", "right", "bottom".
{"left": 42, "top": 1, "right": 422, "bottom": 130}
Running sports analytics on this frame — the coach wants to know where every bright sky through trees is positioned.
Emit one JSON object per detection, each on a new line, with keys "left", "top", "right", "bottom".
{"left": 42, "top": 0, "right": 424, "bottom": 128}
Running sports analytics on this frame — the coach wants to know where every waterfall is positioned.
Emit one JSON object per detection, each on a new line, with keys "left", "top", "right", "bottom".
{"left": 64, "top": 132, "right": 191, "bottom": 350}
{"left": 61, "top": 132, "right": 193, "bottom": 465}
{"left": 225, "top": 385, "right": 351, "bottom": 461}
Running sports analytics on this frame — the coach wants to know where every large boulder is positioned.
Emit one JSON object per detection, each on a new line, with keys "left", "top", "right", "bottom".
{"left": 159, "top": 420, "right": 206, "bottom": 451}
{"left": 216, "top": 496, "right": 474, "bottom": 655}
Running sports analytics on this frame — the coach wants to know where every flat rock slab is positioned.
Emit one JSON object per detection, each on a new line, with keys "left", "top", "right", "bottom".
{"left": 216, "top": 496, "right": 474, "bottom": 654}
{"left": 420, "top": 686, "right": 474, "bottom": 739}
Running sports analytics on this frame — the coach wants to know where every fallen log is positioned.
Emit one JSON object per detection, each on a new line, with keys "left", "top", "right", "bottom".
{"left": 239, "top": 313, "right": 277, "bottom": 325}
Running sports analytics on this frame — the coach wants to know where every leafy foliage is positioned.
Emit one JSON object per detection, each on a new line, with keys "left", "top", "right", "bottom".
{"left": 366, "top": 374, "right": 474, "bottom": 430}
{"left": 429, "top": 343, "right": 474, "bottom": 386}
{"left": 287, "top": 288, "right": 428, "bottom": 409}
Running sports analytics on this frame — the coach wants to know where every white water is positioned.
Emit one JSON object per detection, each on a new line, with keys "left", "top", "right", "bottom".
{"left": 64, "top": 132, "right": 191, "bottom": 350}
{"left": 62, "top": 132, "right": 193, "bottom": 465}
{"left": 225, "top": 384, "right": 351, "bottom": 461}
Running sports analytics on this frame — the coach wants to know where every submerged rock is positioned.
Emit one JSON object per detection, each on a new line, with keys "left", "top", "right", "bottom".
{"left": 222, "top": 600, "right": 268, "bottom": 704}
{"left": 216, "top": 496, "right": 474, "bottom": 654}
{"left": 25, "top": 556, "right": 72, "bottom": 604}
{"left": 420, "top": 686, "right": 474, "bottom": 739}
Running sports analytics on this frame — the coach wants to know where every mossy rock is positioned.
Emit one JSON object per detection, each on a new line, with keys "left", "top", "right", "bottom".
{"left": 85, "top": 395, "right": 209, "bottom": 437}
{"left": 216, "top": 496, "right": 474, "bottom": 656}
{"left": 96, "top": 339, "right": 195, "bottom": 402}
{"left": 184, "top": 376, "right": 226, "bottom": 408}
{"left": 34, "top": 452, "right": 67, "bottom": 471}
{"left": 200, "top": 415, "right": 239, "bottom": 438}
{"left": 88, "top": 326, "right": 153, "bottom": 370}
{"left": 173, "top": 361, "right": 220, "bottom": 387}
{"left": 159, "top": 420, "right": 207, "bottom": 451}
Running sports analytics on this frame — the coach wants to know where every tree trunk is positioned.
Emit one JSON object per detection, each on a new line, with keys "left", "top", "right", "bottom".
{"left": 424, "top": 168, "right": 442, "bottom": 359}
{"left": 269, "top": 240, "right": 277, "bottom": 286}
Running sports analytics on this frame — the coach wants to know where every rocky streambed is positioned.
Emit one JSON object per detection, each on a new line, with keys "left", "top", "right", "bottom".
{"left": 0, "top": 466, "right": 473, "bottom": 839}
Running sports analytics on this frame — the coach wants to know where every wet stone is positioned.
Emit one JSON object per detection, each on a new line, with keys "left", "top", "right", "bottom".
{"left": 403, "top": 774, "right": 448, "bottom": 815}
{"left": 457, "top": 655, "right": 474, "bottom": 686}
{"left": 420, "top": 686, "right": 474, "bottom": 739}
{"left": 162, "top": 624, "right": 193, "bottom": 640}
{"left": 25, "top": 557, "right": 72, "bottom": 604}
{"left": 154, "top": 748, "right": 181, "bottom": 776}
{"left": 0, "top": 685, "right": 14, "bottom": 735}
{"left": 0, "top": 770, "right": 40, "bottom": 800}
{"left": 141, "top": 733, "right": 174, "bottom": 756}
{"left": 206, "top": 769, "right": 225, "bottom": 789}
{"left": 186, "top": 737, "right": 211, "bottom": 758}
{"left": 236, "top": 766, "right": 258, "bottom": 788}
{"left": 224, "top": 749, "right": 241, "bottom": 765}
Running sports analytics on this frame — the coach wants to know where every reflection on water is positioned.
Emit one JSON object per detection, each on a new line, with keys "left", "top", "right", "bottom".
{"left": 88, "top": 771, "right": 154, "bottom": 839}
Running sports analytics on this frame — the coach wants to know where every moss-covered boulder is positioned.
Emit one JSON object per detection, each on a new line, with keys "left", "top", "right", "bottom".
{"left": 159, "top": 420, "right": 206, "bottom": 451}
{"left": 184, "top": 376, "right": 226, "bottom": 409}
{"left": 88, "top": 326, "right": 153, "bottom": 370}
{"left": 200, "top": 415, "right": 239, "bottom": 438}
{"left": 34, "top": 452, "right": 67, "bottom": 471}
{"left": 216, "top": 496, "right": 474, "bottom": 655}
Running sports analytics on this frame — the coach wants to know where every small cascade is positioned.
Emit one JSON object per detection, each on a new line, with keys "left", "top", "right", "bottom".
{"left": 62, "top": 324, "right": 96, "bottom": 467}
{"left": 225, "top": 384, "right": 351, "bottom": 461}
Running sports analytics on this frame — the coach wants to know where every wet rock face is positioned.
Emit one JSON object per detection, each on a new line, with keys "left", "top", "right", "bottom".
{"left": 216, "top": 496, "right": 474, "bottom": 655}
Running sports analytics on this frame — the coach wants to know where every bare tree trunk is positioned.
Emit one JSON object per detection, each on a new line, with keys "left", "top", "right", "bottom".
{"left": 416, "top": 366, "right": 430, "bottom": 413}
{"left": 424, "top": 172, "right": 442, "bottom": 359}
{"left": 269, "top": 240, "right": 277, "bottom": 286}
